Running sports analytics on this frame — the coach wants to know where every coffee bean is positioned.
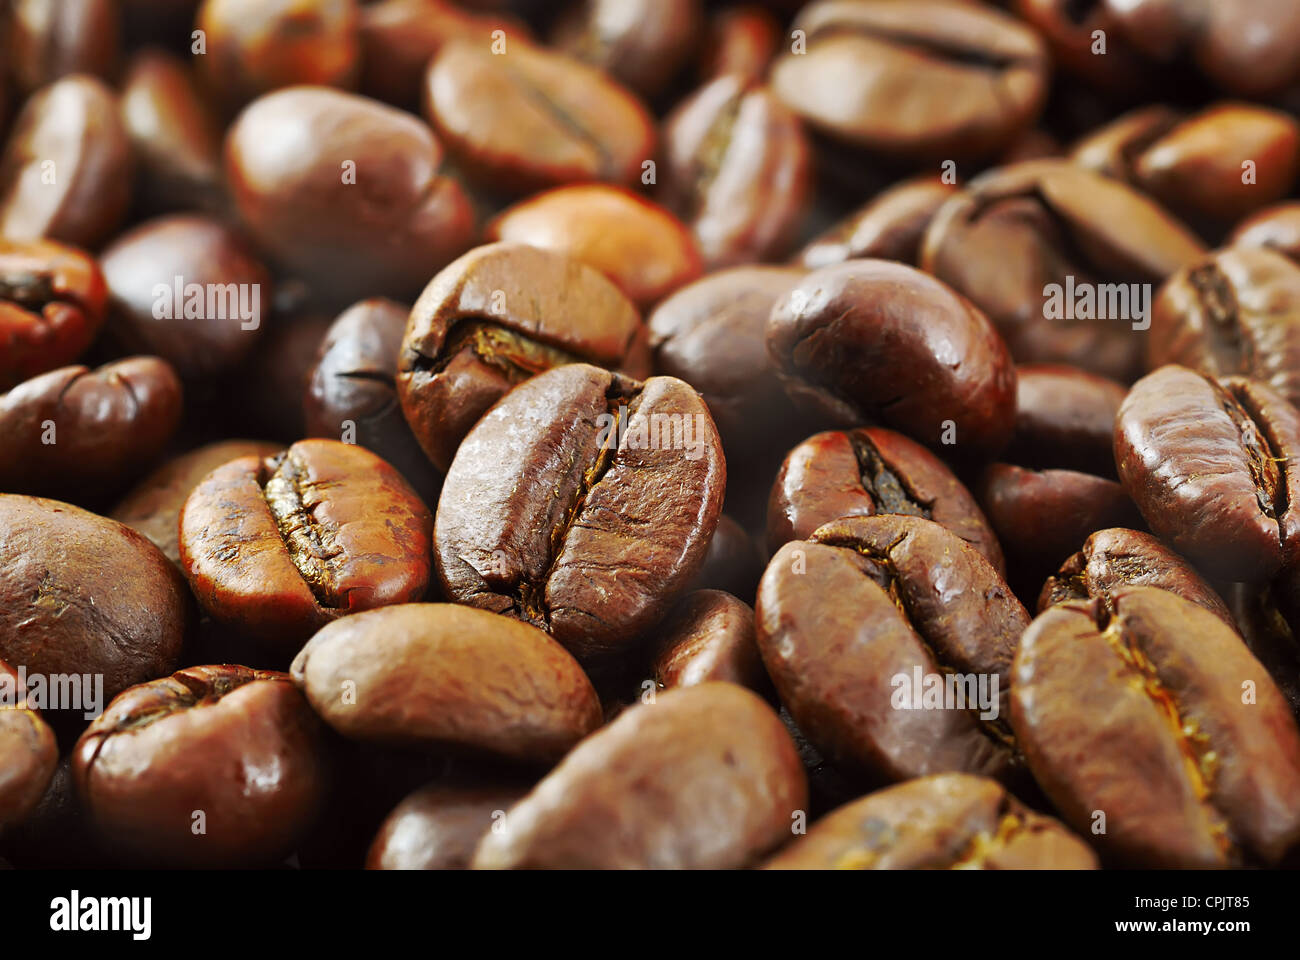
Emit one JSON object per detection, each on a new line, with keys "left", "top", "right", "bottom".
{"left": 366, "top": 779, "right": 531, "bottom": 870}
{"left": 549, "top": 0, "right": 701, "bottom": 99}
{"left": 798, "top": 176, "right": 956, "bottom": 270}
{"left": 700, "top": 4, "right": 778, "bottom": 84}
{"left": 647, "top": 589, "right": 770, "bottom": 696}
{"left": 1231, "top": 202, "right": 1300, "bottom": 264}
{"left": 1004, "top": 364, "right": 1127, "bottom": 479}
{"left": 0, "top": 658, "right": 59, "bottom": 833}
{"left": 685, "top": 514, "right": 765, "bottom": 602}
{"left": 4, "top": 0, "right": 119, "bottom": 95}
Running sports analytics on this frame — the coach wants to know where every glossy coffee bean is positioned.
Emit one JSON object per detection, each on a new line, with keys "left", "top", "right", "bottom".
{"left": 764, "top": 773, "right": 1097, "bottom": 870}
{"left": 472, "top": 683, "right": 806, "bottom": 869}
{"left": 435, "top": 363, "right": 725, "bottom": 662}
{"left": 179, "top": 438, "right": 433, "bottom": 653}
{"left": 0, "top": 658, "right": 59, "bottom": 833}
{"left": 0, "top": 496, "right": 191, "bottom": 719}
{"left": 1011, "top": 587, "right": 1300, "bottom": 867}
{"left": 766, "top": 259, "right": 1017, "bottom": 457}
{"left": 422, "top": 38, "right": 655, "bottom": 196}
{"left": 1115, "top": 365, "right": 1300, "bottom": 582}
{"left": 922, "top": 160, "right": 1205, "bottom": 381}
{"left": 0, "top": 237, "right": 107, "bottom": 390}
{"left": 0, "top": 75, "right": 132, "bottom": 249}
{"left": 72, "top": 665, "right": 328, "bottom": 868}
{"left": 367, "top": 779, "right": 531, "bottom": 870}
{"left": 397, "top": 243, "right": 649, "bottom": 472}
{"left": 646, "top": 589, "right": 769, "bottom": 695}
{"left": 550, "top": 0, "right": 701, "bottom": 98}
{"left": 304, "top": 298, "right": 441, "bottom": 502}
{"left": 225, "top": 86, "right": 474, "bottom": 305}
{"left": 1149, "top": 246, "right": 1300, "bottom": 409}
{"left": 1230, "top": 202, "right": 1300, "bottom": 264}
{"left": 1003, "top": 364, "right": 1127, "bottom": 479}
{"left": 111, "top": 440, "right": 283, "bottom": 568}
{"left": 798, "top": 176, "right": 956, "bottom": 270}
{"left": 756, "top": 515, "right": 1027, "bottom": 784}
{"left": 4, "top": 0, "right": 119, "bottom": 95}
{"left": 291, "top": 604, "right": 601, "bottom": 764}
{"left": 196, "top": 0, "right": 360, "bottom": 114}
{"left": 686, "top": 515, "right": 765, "bottom": 602}
{"left": 101, "top": 215, "right": 272, "bottom": 380}
{"left": 486, "top": 186, "right": 702, "bottom": 309}
{"left": 767, "top": 427, "right": 1003, "bottom": 572}
{"left": 658, "top": 75, "right": 810, "bottom": 267}
{"left": 700, "top": 4, "right": 778, "bottom": 84}
{"left": 1012, "top": 0, "right": 1152, "bottom": 96}
{"left": 0, "top": 357, "right": 183, "bottom": 501}
{"left": 770, "top": 0, "right": 1048, "bottom": 159}
{"left": 1039, "top": 527, "right": 1234, "bottom": 628}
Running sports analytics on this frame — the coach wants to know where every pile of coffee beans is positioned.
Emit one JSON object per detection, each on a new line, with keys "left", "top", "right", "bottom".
{"left": 4, "top": 0, "right": 1300, "bottom": 872}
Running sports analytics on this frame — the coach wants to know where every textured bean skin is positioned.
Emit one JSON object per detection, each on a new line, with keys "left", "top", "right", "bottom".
{"left": 179, "top": 439, "right": 432, "bottom": 651}
{"left": 72, "top": 665, "right": 327, "bottom": 868}
{"left": 435, "top": 363, "right": 725, "bottom": 661}
{"left": 756, "top": 515, "right": 1027, "bottom": 785}
{"left": 648, "top": 590, "right": 769, "bottom": 695}
{"left": 0, "top": 658, "right": 59, "bottom": 833}
{"left": 1011, "top": 587, "right": 1300, "bottom": 867}
{"left": 366, "top": 780, "right": 531, "bottom": 870}
{"left": 799, "top": 177, "right": 956, "bottom": 270}
{"left": 472, "top": 683, "right": 806, "bottom": 869}
{"left": 291, "top": 604, "right": 602, "bottom": 764}
{"left": 764, "top": 773, "right": 1097, "bottom": 870}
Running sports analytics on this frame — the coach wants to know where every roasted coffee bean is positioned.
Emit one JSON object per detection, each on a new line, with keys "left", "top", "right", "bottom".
{"left": 0, "top": 496, "right": 192, "bottom": 722}
{"left": 111, "top": 440, "right": 283, "bottom": 568}
{"left": 1039, "top": 527, "right": 1235, "bottom": 628}
{"left": 101, "top": 215, "right": 272, "bottom": 380}
{"left": 1230, "top": 202, "right": 1300, "bottom": 264}
{"left": 4, "top": 0, "right": 119, "bottom": 95}
{"left": 396, "top": 243, "right": 649, "bottom": 472}
{"left": 550, "top": 0, "right": 701, "bottom": 98}
{"left": 756, "top": 515, "right": 1027, "bottom": 785}
{"left": 72, "top": 665, "right": 328, "bottom": 868}
{"left": 798, "top": 177, "right": 956, "bottom": 270}
{"left": 472, "top": 683, "right": 805, "bottom": 869}
{"left": 646, "top": 589, "right": 769, "bottom": 696}
{"left": 304, "top": 298, "right": 441, "bottom": 502}
{"left": 0, "top": 237, "right": 107, "bottom": 390}
{"left": 485, "top": 186, "right": 702, "bottom": 309}
{"left": 196, "top": 0, "right": 360, "bottom": 114}
{"left": 1011, "top": 0, "right": 1153, "bottom": 96}
{"left": 766, "top": 259, "right": 1017, "bottom": 457}
{"left": 658, "top": 75, "right": 810, "bottom": 268}
{"left": 179, "top": 438, "right": 432, "bottom": 653}
{"left": 686, "top": 514, "right": 765, "bottom": 602}
{"left": 0, "top": 75, "right": 132, "bottom": 249}
{"left": 921, "top": 160, "right": 1205, "bottom": 381}
{"left": 1011, "top": 586, "right": 1300, "bottom": 867}
{"left": 700, "top": 4, "right": 778, "bottom": 84}
{"left": 422, "top": 38, "right": 656, "bottom": 196}
{"left": 291, "top": 604, "right": 601, "bottom": 764}
{"left": 435, "top": 363, "right": 725, "bottom": 662}
{"left": 767, "top": 427, "right": 1003, "bottom": 572}
{"left": 770, "top": 0, "right": 1049, "bottom": 159}
{"left": 225, "top": 86, "right": 474, "bottom": 306}
{"left": 0, "top": 658, "right": 59, "bottom": 833}
{"left": 1114, "top": 365, "right": 1300, "bottom": 582}
{"left": 0, "top": 357, "right": 183, "bottom": 501}
{"left": 367, "top": 779, "right": 531, "bottom": 870}
{"left": 1149, "top": 246, "right": 1300, "bottom": 409}
{"left": 1003, "top": 364, "right": 1127, "bottom": 479}
{"left": 764, "top": 773, "right": 1097, "bottom": 870}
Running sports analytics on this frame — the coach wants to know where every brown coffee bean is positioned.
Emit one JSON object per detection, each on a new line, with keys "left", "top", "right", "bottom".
{"left": 1230, "top": 202, "right": 1300, "bottom": 264}
{"left": 1012, "top": 0, "right": 1153, "bottom": 96}
{"left": 72, "top": 665, "right": 328, "bottom": 867}
{"left": 798, "top": 176, "right": 957, "bottom": 270}
{"left": 4, "top": 0, "right": 119, "bottom": 95}
{"left": 179, "top": 438, "right": 432, "bottom": 653}
{"left": 764, "top": 773, "right": 1097, "bottom": 869}
{"left": 290, "top": 603, "right": 601, "bottom": 764}
{"left": 1004, "top": 364, "right": 1127, "bottom": 479}
{"left": 366, "top": 779, "right": 531, "bottom": 870}
{"left": 701, "top": 4, "right": 779, "bottom": 84}
{"left": 396, "top": 243, "right": 649, "bottom": 472}
{"left": 1011, "top": 586, "right": 1300, "bottom": 867}
{"left": 0, "top": 237, "right": 107, "bottom": 390}
{"left": 550, "top": 0, "right": 702, "bottom": 98}
{"left": 756, "top": 515, "right": 1027, "bottom": 785}
{"left": 0, "top": 658, "right": 59, "bottom": 833}
{"left": 648, "top": 590, "right": 770, "bottom": 696}
{"left": 686, "top": 514, "right": 765, "bottom": 602}
{"left": 472, "top": 683, "right": 806, "bottom": 869}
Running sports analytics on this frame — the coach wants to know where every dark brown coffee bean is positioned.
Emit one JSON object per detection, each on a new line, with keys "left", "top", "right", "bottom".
{"left": 1230, "top": 202, "right": 1300, "bottom": 264}
{"left": 647, "top": 589, "right": 770, "bottom": 696}
{"left": 764, "top": 773, "right": 1097, "bottom": 869}
{"left": 0, "top": 658, "right": 59, "bottom": 833}
{"left": 686, "top": 514, "right": 765, "bottom": 602}
{"left": 4, "top": 0, "right": 119, "bottom": 95}
{"left": 72, "top": 664, "right": 328, "bottom": 867}
{"left": 1011, "top": 586, "right": 1300, "bottom": 867}
{"left": 179, "top": 438, "right": 432, "bottom": 653}
{"left": 756, "top": 515, "right": 1027, "bottom": 785}
{"left": 550, "top": 0, "right": 701, "bottom": 98}
{"left": 0, "top": 357, "right": 183, "bottom": 501}
{"left": 766, "top": 259, "right": 1017, "bottom": 458}
{"left": 1012, "top": 0, "right": 1153, "bottom": 96}
{"left": 290, "top": 603, "right": 601, "bottom": 764}
{"left": 435, "top": 363, "right": 725, "bottom": 662}
{"left": 1004, "top": 364, "right": 1127, "bottom": 478}
{"left": 798, "top": 176, "right": 956, "bottom": 270}
{"left": 472, "top": 683, "right": 806, "bottom": 869}
{"left": 397, "top": 243, "right": 649, "bottom": 472}
{"left": 366, "top": 779, "right": 530, "bottom": 870}
{"left": 1224, "top": 582, "right": 1300, "bottom": 719}
{"left": 0, "top": 237, "right": 107, "bottom": 390}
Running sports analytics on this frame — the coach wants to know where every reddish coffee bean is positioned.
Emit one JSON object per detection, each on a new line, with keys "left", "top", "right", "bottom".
{"left": 647, "top": 589, "right": 770, "bottom": 696}
{"left": 367, "top": 779, "right": 531, "bottom": 870}
{"left": 291, "top": 604, "right": 601, "bottom": 764}
{"left": 1230, "top": 202, "right": 1300, "bottom": 264}
{"left": 4, "top": 0, "right": 119, "bottom": 95}
{"left": 73, "top": 665, "right": 328, "bottom": 867}
{"left": 1004, "top": 364, "right": 1127, "bottom": 479}
{"left": 701, "top": 4, "right": 778, "bottom": 84}
{"left": 0, "top": 237, "right": 107, "bottom": 390}
{"left": 550, "top": 0, "right": 702, "bottom": 98}
{"left": 472, "top": 683, "right": 806, "bottom": 869}
{"left": 179, "top": 439, "right": 433, "bottom": 653}
{"left": 0, "top": 658, "right": 59, "bottom": 833}
{"left": 798, "top": 177, "right": 957, "bottom": 270}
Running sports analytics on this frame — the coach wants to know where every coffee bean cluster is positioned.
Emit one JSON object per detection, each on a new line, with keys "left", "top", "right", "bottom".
{"left": 3, "top": 0, "right": 1300, "bottom": 871}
